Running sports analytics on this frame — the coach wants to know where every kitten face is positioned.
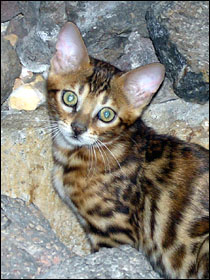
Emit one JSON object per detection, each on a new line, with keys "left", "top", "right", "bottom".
{"left": 47, "top": 22, "right": 165, "bottom": 149}
{"left": 48, "top": 64, "right": 131, "bottom": 148}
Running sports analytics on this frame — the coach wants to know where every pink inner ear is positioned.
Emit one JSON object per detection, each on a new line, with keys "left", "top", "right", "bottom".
{"left": 123, "top": 63, "right": 165, "bottom": 108}
{"left": 52, "top": 22, "right": 89, "bottom": 73}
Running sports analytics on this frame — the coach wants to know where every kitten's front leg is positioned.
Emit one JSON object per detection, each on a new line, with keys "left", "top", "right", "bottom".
{"left": 52, "top": 163, "right": 88, "bottom": 227}
{"left": 52, "top": 163, "right": 66, "bottom": 200}
{"left": 196, "top": 236, "right": 209, "bottom": 279}
{"left": 87, "top": 233, "right": 114, "bottom": 253}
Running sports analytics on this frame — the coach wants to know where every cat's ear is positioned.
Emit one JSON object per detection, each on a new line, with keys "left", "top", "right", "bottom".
{"left": 120, "top": 63, "right": 165, "bottom": 110}
{"left": 51, "top": 22, "right": 90, "bottom": 73}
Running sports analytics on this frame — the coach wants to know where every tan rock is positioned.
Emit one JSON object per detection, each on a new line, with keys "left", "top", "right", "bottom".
{"left": 143, "top": 96, "right": 209, "bottom": 150}
{"left": 20, "top": 67, "right": 34, "bottom": 82}
{"left": 13, "top": 78, "right": 24, "bottom": 90}
{"left": 8, "top": 75, "right": 47, "bottom": 111}
{"left": 168, "top": 119, "right": 209, "bottom": 149}
{"left": 8, "top": 84, "right": 44, "bottom": 110}
{"left": 4, "top": 33, "right": 18, "bottom": 47}
{"left": 30, "top": 74, "right": 46, "bottom": 89}
{"left": 1, "top": 106, "right": 91, "bottom": 256}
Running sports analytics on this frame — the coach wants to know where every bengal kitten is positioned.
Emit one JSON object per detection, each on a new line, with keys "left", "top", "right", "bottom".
{"left": 47, "top": 22, "right": 209, "bottom": 279}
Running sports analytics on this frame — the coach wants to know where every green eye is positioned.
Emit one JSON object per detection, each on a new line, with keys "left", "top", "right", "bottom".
{"left": 98, "top": 107, "right": 115, "bottom": 123}
{"left": 62, "top": 91, "right": 78, "bottom": 107}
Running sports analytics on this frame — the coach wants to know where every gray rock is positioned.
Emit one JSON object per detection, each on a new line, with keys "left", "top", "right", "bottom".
{"left": 67, "top": 1, "right": 155, "bottom": 63}
{"left": 6, "top": 2, "right": 41, "bottom": 39}
{"left": 1, "top": 36, "right": 22, "bottom": 104}
{"left": 14, "top": 1, "right": 155, "bottom": 73}
{"left": 16, "top": 26, "right": 54, "bottom": 73}
{"left": 5, "top": 14, "right": 29, "bottom": 40}
{"left": 15, "top": 1, "right": 40, "bottom": 33}
{"left": 38, "top": 245, "right": 161, "bottom": 279}
{"left": 39, "top": 1, "right": 67, "bottom": 26}
{"left": 143, "top": 94, "right": 209, "bottom": 130}
{"left": 66, "top": 1, "right": 155, "bottom": 38}
{"left": 146, "top": 1, "right": 209, "bottom": 104}
{"left": 115, "top": 31, "right": 159, "bottom": 72}
{"left": 1, "top": 1, "right": 21, "bottom": 22}
{"left": 14, "top": 2, "right": 66, "bottom": 72}
{"left": 1, "top": 195, "right": 74, "bottom": 279}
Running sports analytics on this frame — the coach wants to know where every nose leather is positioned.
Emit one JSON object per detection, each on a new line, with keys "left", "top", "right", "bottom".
{"left": 71, "top": 122, "right": 87, "bottom": 136}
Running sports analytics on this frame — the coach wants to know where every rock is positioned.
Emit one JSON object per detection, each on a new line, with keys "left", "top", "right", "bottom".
{"left": 8, "top": 85, "right": 43, "bottom": 111}
{"left": 1, "top": 195, "right": 74, "bottom": 279}
{"left": 13, "top": 77, "right": 24, "bottom": 90}
{"left": 8, "top": 75, "right": 46, "bottom": 111}
{"left": 3, "top": 33, "right": 18, "bottom": 47}
{"left": 39, "top": 1, "right": 67, "bottom": 26}
{"left": 1, "top": 36, "right": 22, "bottom": 104}
{"left": 1, "top": 106, "right": 91, "bottom": 256}
{"left": 167, "top": 119, "right": 209, "bottom": 150}
{"left": 20, "top": 66, "right": 34, "bottom": 83}
{"left": 66, "top": 1, "right": 155, "bottom": 38}
{"left": 5, "top": 14, "right": 29, "bottom": 40}
{"left": 1, "top": 1, "right": 21, "bottom": 22}
{"left": 15, "top": 2, "right": 66, "bottom": 73}
{"left": 142, "top": 76, "right": 209, "bottom": 150}
{"left": 1, "top": 22, "right": 10, "bottom": 34}
{"left": 14, "top": 1, "right": 155, "bottom": 73}
{"left": 115, "top": 31, "right": 159, "bottom": 71}
{"left": 15, "top": 1, "right": 41, "bottom": 34}
{"left": 142, "top": 95, "right": 209, "bottom": 149}
{"left": 39, "top": 245, "right": 161, "bottom": 279}
{"left": 146, "top": 1, "right": 209, "bottom": 104}
{"left": 3, "top": 2, "right": 40, "bottom": 39}
{"left": 16, "top": 26, "right": 53, "bottom": 73}
{"left": 68, "top": 1, "right": 155, "bottom": 63}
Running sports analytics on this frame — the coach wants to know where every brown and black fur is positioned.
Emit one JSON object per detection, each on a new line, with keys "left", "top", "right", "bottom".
{"left": 47, "top": 23, "right": 209, "bottom": 279}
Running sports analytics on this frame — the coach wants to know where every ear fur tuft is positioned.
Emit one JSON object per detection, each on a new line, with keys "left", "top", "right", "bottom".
{"left": 51, "top": 22, "right": 89, "bottom": 74}
{"left": 121, "top": 63, "right": 165, "bottom": 109}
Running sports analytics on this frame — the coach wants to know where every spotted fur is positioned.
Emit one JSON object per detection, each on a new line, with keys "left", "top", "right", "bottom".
{"left": 47, "top": 22, "right": 209, "bottom": 279}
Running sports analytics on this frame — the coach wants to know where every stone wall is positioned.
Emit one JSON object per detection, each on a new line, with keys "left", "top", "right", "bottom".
{"left": 1, "top": 1, "right": 209, "bottom": 278}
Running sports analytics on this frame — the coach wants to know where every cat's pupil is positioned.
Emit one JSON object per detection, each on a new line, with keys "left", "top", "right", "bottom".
{"left": 104, "top": 110, "right": 110, "bottom": 118}
{"left": 68, "top": 95, "right": 74, "bottom": 102}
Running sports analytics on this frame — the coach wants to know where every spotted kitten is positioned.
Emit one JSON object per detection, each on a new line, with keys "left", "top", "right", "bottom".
{"left": 47, "top": 22, "right": 209, "bottom": 279}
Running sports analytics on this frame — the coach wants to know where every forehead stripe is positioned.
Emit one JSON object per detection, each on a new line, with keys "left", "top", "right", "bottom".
{"left": 102, "top": 95, "right": 109, "bottom": 105}
{"left": 79, "top": 84, "right": 85, "bottom": 95}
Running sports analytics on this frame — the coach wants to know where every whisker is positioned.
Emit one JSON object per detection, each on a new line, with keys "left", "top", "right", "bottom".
{"left": 94, "top": 141, "right": 107, "bottom": 173}
{"left": 50, "top": 128, "right": 61, "bottom": 141}
{"left": 95, "top": 140, "right": 111, "bottom": 174}
{"left": 121, "top": 132, "right": 137, "bottom": 146}
{"left": 87, "top": 146, "right": 91, "bottom": 176}
{"left": 92, "top": 145, "right": 97, "bottom": 174}
{"left": 97, "top": 139, "right": 126, "bottom": 177}
{"left": 87, "top": 145, "right": 94, "bottom": 177}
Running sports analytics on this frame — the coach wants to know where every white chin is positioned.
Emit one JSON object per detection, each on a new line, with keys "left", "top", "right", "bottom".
{"left": 63, "top": 134, "right": 84, "bottom": 147}
{"left": 62, "top": 133, "right": 97, "bottom": 148}
{"left": 69, "top": 137, "right": 84, "bottom": 146}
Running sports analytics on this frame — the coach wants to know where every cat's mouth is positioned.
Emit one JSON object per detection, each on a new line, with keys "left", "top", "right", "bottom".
{"left": 71, "top": 134, "right": 80, "bottom": 140}
{"left": 65, "top": 133, "right": 89, "bottom": 147}
{"left": 58, "top": 125, "right": 96, "bottom": 148}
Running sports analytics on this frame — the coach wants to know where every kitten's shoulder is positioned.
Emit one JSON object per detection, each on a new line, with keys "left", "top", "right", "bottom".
{"left": 134, "top": 118, "right": 209, "bottom": 159}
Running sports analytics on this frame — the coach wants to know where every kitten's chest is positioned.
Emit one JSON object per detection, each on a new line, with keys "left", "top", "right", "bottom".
{"left": 54, "top": 148, "right": 103, "bottom": 209}
{"left": 52, "top": 150, "right": 97, "bottom": 226}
